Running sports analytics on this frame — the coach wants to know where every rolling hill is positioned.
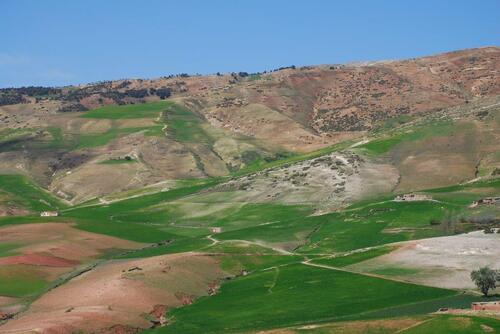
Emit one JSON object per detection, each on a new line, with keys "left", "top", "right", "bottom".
{"left": 0, "top": 47, "right": 499, "bottom": 333}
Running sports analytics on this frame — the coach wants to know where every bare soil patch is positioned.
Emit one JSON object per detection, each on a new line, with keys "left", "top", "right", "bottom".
{"left": 349, "top": 231, "right": 500, "bottom": 289}
{"left": 0, "top": 253, "right": 224, "bottom": 333}
{"left": 198, "top": 151, "right": 398, "bottom": 212}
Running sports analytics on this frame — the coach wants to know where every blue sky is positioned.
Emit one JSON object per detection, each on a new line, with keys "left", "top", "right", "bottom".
{"left": 1, "top": 0, "right": 499, "bottom": 88}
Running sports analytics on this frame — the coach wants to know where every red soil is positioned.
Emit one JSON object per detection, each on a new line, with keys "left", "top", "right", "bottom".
{"left": 0, "top": 253, "right": 79, "bottom": 267}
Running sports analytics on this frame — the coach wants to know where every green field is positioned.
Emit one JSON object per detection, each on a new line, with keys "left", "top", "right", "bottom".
{"left": 297, "top": 197, "right": 467, "bottom": 254}
{"left": 3, "top": 102, "right": 172, "bottom": 154}
{"left": 358, "top": 119, "right": 455, "bottom": 154}
{"left": 65, "top": 179, "right": 219, "bottom": 220}
{"left": 0, "top": 243, "right": 20, "bottom": 258}
{"left": 75, "top": 219, "right": 177, "bottom": 243}
{"left": 149, "top": 264, "right": 455, "bottom": 333}
{"left": 79, "top": 100, "right": 217, "bottom": 152}
{"left": 27, "top": 102, "right": 171, "bottom": 152}
{"left": 0, "top": 265, "right": 49, "bottom": 297}
{"left": 158, "top": 202, "right": 314, "bottom": 232}
{"left": 216, "top": 215, "right": 318, "bottom": 248}
{"left": 80, "top": 101, "right": 170, "bottom": 119}
{"left": 74, "top": 125, "right": 163, "bottom": 149}
{"left": 62, "top": 179, "right": 221, "bottom": 242}
{"left": 99, "top": 157, "right": 138, "bottom": 164}
{"left": 0, "top": 174, "right": 67, "bottom": 212}
{"left": 163, "top": 102, "right": 213, "bottom": 143}
{"left": 218, "top": 254, "right": 305, "bottom": 274}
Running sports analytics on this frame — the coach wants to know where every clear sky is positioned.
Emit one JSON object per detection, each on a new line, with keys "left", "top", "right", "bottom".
{"left": 1, "top": 0, "right": 499, "bottom": 88}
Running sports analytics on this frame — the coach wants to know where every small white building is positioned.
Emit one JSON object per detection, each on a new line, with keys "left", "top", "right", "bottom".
{"left": 211, "top": 227, "right": 222, "bottom": 234}
{"left": 40, "top": 211, "right": 59, "bottom": 217}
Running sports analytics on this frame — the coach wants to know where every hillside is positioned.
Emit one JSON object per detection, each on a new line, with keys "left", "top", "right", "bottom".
{"left": 0, "top": 47, "right": 499, "bottom": 203}
{"left": 0, "top": 47, "right": 499, "bottom": 333}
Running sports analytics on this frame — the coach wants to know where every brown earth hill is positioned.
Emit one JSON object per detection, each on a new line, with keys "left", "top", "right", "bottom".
{"left": 2, "top": 46, "right": 498, "bottom": 136}
{"left": 0, "top": 47, "right": 498, "bottom": 202}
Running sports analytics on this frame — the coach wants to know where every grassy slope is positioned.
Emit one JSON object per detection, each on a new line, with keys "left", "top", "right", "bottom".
{"left": 55, "top": 109, "right": 494, "bottom": 252}
{"left": 79, "top": 101, "right": 293, "bottom": 175}
{"left": 1, "top": 103, "right": 169, "bottom": 156}
{"left": 0, "top": 265, "right": 49, "bottom": 297}
{"left": 75, "top": 125, "right": 163, "bottom": 149}
{"left": 358, "top": 120, "right": 454, "bottom": 155}
{"left": 80, "top": 101, "right": 170, "bottom": 119}
{"left": 163, "top": 102, "right": 212, "bottom": 144}
{"left": 298, "top": 178, "right": 500, "bottom": 254}
{"left": 98, "top": 176, "right": 496, "bottom": 333}
{"left": 141, "top": 202, "right": 314, "bottom": 234}
{"left": 0, "top": 174, "right": 67, "bottom": 212}
{"left": 62, "top": 179, "right": 222, "bottom": 242}
{"left": 0, "top": 243, "right": 20, "bottom": 258}
{"left": 297, "top": 201, "right": 446, "bottom": 253}
{"left": 85, "top": 116, "right": 489, "bottom": 253}
{"left": 60, "top": 175, "right": 498, "bottom": 252}
{"left": 75, "top": 101, "right": 170, "bottom": 148}
{"left": 0, "top": 101, "right": 498, "bottom": 332}
{"left": 150, "top": 264, "right": 455, "bottom": 334}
